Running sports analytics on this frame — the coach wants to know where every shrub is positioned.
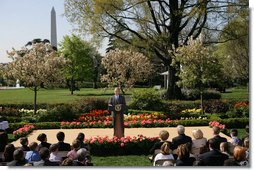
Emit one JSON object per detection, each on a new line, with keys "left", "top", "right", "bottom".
{"left": 181, "top": 89, "right": 221, "bottom": 100}
{"left": 129, "top": 89, "right": 165, "bottom": 111}
{"left": 75, "top": 98, "right": 108, "bottom": 113}
{"left": 203, "top": 100, "right": 230, "bottom": 113}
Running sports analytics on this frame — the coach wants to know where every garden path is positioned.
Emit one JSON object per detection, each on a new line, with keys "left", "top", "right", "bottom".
{"left": 12, "top": 126, "right": 230, "bottom": 147}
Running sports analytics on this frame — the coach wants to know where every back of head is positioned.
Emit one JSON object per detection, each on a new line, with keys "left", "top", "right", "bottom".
{"left": 233, "top": 146, "right": 247, "bottom": 162}
{"left": 20, "top": 137, "right": 28, "bottom": 146}
{"left": 37, "top": 133, "right": 47, "bottom": 142}
{"left": 162, "top": 160, "right": 174, "bottom": 166}
{"left": 177, "top": 143, "right": 190, "bottom": 160}
{"left": 213, "top": 126, "right": 220, "bottom": 135}
{"left": 177, "top": 125, "right": 185, "bottom": 135}
{"left": 29, "top": 142, "right": 38, "bottom": 151}
{"left": 159, "top": 130, "right": 169, "bottom": 141}
{"left": 4, "top": 144, "right": 15, "bottom": 153}
{"left": 208, "top": 139, "right": 216, "bottom": 150}
{"left": 230, "top": 129, "right": 238, "bottom": 137}
{"left": 57, "top": 131, "right": 65, "bottom": 142}
{"left": 77, "top": 133, "right": 85, "bottom": 142}
{"left": 49, "top": 143, "right": 59, "bottom": 153}
{"left": 77, "top": 148, "right": 90, "bottom": 161}
{"left": 72, "top": 139, "right": 81, "bottom": 151}
{"left": 13, "top": 149, "right": 24, "bottom": 161}
{"left": 220, "top": 142, "right": 230, "bottom": 154}
{"left": 192, "top": 129, "right": 203, "bottom": 139}
{"left": 61, "top": 158, "right": 73, "bottom": 166}
{"left": 161, "top": 142, "right": 170, "bottom": 155}
{"left": 39, "top": 147, "right": 50, "bottom": 160}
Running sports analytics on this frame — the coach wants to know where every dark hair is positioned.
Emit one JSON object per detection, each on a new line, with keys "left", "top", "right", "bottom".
{"left": 37, "top": 133, "right": 47, "bottom": 142}
{"left": 13, "top": 149, "right": 24, "bottom": 161}
{"left": 39, "top": 147, "right": 50, "bottom": 160}
{"left": 230, "top": 129, "right": 238, "bottom": 137}
{"left": 208, "top": 139, "right": 216, "bottom": 149}
{"left": 20, "top": 137, "right": 28, "bottom": 146}
{"left": 29, "top": 142, "right": 38, "bottom": 151}
{"left": 61, "top": 158, "right": 73, "bottom": 166}
{"left": 57, "top": 132, "right": 65, "bottom": 142}
{"left": 4, "top": 144, "right": 15, "bottom": 162}
{"left": 76, "top": 133, "right": 85, "bottom": 142}
{"left": 177, "top": 143, "right": 190, "bottom": 160}
{"left": 72, "top": 140, "right": 81, "bottom": 151}
{"left": 49, "top": 143, "right": 59, "bottom": 153}
{"left": 213, "top": 126, "right": 220, "bottom": 135}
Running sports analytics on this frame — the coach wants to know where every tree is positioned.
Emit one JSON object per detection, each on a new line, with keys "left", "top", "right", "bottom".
{"left": 64, "top": 0, "right": 248, "bottom": 99}
{"left": 7, "top": 42, "right": 66, "bottom": 114}
{"left": 174, "top": 36, "right": 222, "bottom": 113}
{"left": 101, "top": 49, "right": 153, "bottom": 94}
{"left": 59, "top": 35, "right": 101, "bottom": 94}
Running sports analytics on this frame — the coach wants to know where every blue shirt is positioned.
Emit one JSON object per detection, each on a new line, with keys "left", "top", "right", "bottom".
{"left": 25, "top": 150, "right": 41, "bottom": 162}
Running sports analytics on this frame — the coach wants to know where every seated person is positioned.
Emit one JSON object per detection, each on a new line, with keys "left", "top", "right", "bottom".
{"left": 220, "top": 142, "right": 233, "bottom": 158}
{"left": 37, "top": 133, "right": 51, "bottom": 150}
{"left": 191, "top": 129, "right": 207, "bottom": 156}
{"left": 73, "top": 148, "right": 93, "bottom": 166}
{"left": 19, "top": 137, "right": 30, "bottom": 151}
{"left": 175, "top": 143, "right": 196, "bottom": 166}
{"left": 224, "top": 146, "right": 248, "bottom": 166}
{"left": 33, "top": 147, "right": 59, "bottom": 166}
{"left": 7, "top": 149, "right": 27, "bottom": 166}
{"left": 153, "top": 142, "right": 174, "bottom": 166}
{"left": 61, "top": 158, "right": 73, "bottom": 166}
{"left": 172, "top": 125, "right": 192, "bottom": 150}
{"left": 56, "top": 131, "right": 71, "bottom": 151}
{"left": 67, "top": 140, "right": 81, "bottom": 160}
{"left": 229, "top": 129, "right": 241, "bottom": 146}
{"left": 25, "top": 142, "right": 41, "bottom": 162}
{"left": 76, "top": 133, "right": 90, "bottom": 151}
{"left": 3, "top": 144, "right": 16, "bottom": 162}
{"left": 208, "top": 126, "right": 227, "bottom": 150}
{"left": 49, "top": 143, "right": 62, "bottom": 162}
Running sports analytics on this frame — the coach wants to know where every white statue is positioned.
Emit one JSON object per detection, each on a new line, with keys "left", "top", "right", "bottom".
{"left": 16, "top": 79, "right": 20, "bottom": 88}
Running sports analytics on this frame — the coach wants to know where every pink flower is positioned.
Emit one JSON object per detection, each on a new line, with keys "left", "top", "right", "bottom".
{"left": 120, "top": 143, "right": 125, "bottom": 147}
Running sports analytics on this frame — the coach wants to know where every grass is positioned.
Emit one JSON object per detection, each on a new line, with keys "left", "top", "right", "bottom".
{"left": 92, "top": 155, "right": 151, "bottom": 166}
{"left": 221, "top": 87, "right": 249, "bottom": 100}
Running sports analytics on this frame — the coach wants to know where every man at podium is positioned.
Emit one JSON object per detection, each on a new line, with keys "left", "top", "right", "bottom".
{"left": 108, "top": 87, "right": 126, "bottom": 138}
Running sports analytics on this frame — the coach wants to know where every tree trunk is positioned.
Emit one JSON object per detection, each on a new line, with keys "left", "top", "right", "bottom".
{"left": 200, "top": 91, "right": 204, "bottom": 114}
{"left": 165, "top": 66, "right": 182, "bottom": 99}
{"left": 70, "top": 76, "right": 74, "bottom": 95}
{"left": 33, "top": 86, "right": 37, "bottom": 115}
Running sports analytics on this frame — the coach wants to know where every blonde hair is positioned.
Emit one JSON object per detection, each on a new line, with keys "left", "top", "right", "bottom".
{"left": 192, "top": 129, "right": 204, "bottom": 139}
{"left": 159, "top": 130, "right": 169, "bottom": 141}
{"left": 160, "top": 142, "right": 171, "bottom": 155}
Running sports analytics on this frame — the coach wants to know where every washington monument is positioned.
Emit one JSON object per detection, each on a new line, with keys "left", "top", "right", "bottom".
{"left": 51, "top": 7, "right": 57, "bottom": 49}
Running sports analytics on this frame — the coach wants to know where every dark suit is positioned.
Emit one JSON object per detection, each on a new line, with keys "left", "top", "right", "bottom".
{"left": 38, "top": 142, "right": 51, "bottom": 150}
{"left": 57, "top": 142, "right": 71, "bottom": 151}
{"left": 33, "top": 159, "right": 59, "bottom": 166}
{"left": 198, "top": 149, "right": 229, "bottom": 166}
{"left": 7, "top": 160, "right": 27, "bottom": 166}
{"left": 176, "top": 157, "right": 196, "bottom": 166}
{"left": 108, "top": 95, "right": 126, "bottom": 138}
{"left": 172, "top": 134, "right": 192, "bottom": 150}
{"left": 208, "top": 135, "right": 227, "bottom": 150}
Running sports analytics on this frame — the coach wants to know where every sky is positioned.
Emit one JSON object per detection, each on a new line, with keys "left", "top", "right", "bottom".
{"left": 0, "top": 0, "right": 107, "bottom": 63}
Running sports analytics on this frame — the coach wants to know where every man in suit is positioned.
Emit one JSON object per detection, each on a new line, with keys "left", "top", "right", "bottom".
{"left": 56, "top": 132, "right": 71, "bottom": 151}
{"left": 172, "top": 125, "right": 192, "bottom": 150}
{"left": 7, "top": 149, "right": 27, "bottom": 166}
{"left": 208, "top": 126, "right": 227, "bottom": 150}
{"left": 108, "top": 87, "right": 126, "bottom": 138}
{"left": 198, "top": 139, "right": 229, "bottom": 166}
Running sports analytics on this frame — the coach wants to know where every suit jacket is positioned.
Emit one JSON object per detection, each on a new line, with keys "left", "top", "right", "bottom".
{"left": 208, "top": 135, "right": 227, "bottom": 150}
{"left": 198, "top": 149, "right": 229, "bottom": 166}
{"left": 172, "top": 134, "right": 192, "bottom": 150}
{"left": 7, "top": 160, "right": 27, "bottom": 166}
{"left": 38, "top": 142, "right": 51, "bottom": 150}
{"left": 33, "top": 159, "right": 59, "bottom": 166}
{"left": 175, "top": 157, "right": 196, "bottom": 166}
{"left": 57, "top": 142, "right": 71, "bottom": 151}
{"left": 108, "top": 95, "right": 126, "bottom": 114}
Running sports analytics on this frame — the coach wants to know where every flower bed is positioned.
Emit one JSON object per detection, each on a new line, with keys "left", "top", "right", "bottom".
{"left": 13, "top": 124, "right": 35, "bottom": 139}
{"left": 85, "top": 135, "right": 159, "bottom": 156}
{"left": 209, "top": 121, "right": 225, "bottom": 130}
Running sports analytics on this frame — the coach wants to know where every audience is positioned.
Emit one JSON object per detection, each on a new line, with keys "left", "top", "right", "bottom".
{"left": 19, "top": 137, "right": 30, "bottom": 151}
{"left": 7, "top": 149, "right": 27, "bottom": 166}
{"left": 61, "top": 158, "right": 73, "bottom": 166}
{"left": 153, "top": 142, "right": 174, "bottom": 166}
{"left": 3, "top": 144, "right": 16, "bottom": 162}
{"left": 191, "top": 129, "right": 207, "bottom": 156}
{"left": 0, "top": 130, "right": 8, "bottom": 152}
{"left": 56, "top": 131, "right": 71, "bottom": 151}
{"left": 33, "top": 147, "right": 59, "bottom": 166}
{"left": 176, "top": 143, "right": 195, "bottom": 166}
{"left": 73, "top": 148, "right": 93, "bottom": 166}
{"left": 241, "top": 125, "right": 249, "bottom": 143}
{"left": 25, "top": 142, "right": 41, "bottom": 162}
{"left": 224, "top": 146, "right": 248, "bottom": 166}
{"left": 172, "top": 125, "right": 192, "bottom": 150}
{"left": 198, "top": 139, "right": 229, "bottom": 166}
{"left": 208, "top": 126, "right": 227, "bottom": 150}
{"left": 220, "top": 142, "right": 233, "bottom": 159}
{"left": 67, "top": 140, "right": 81, "bottom": 160}
{"left": 49, "top": 143, "right": 62, "bottom": 162}
{"left": 76, "top": 133, "right": 90, "bottom": 151}
{"left": 37, "top": 133, "right": 51, "bottom": 150}
{"left": 229, "top": 129, "right": 241, "bottom": 146}
{"left": 243, "top": 137, "right": 249, "bottom": 162}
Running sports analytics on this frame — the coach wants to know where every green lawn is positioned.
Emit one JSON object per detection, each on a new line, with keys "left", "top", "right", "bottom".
{"left": 221, "top": 87, "right": 249, "bottom": 100}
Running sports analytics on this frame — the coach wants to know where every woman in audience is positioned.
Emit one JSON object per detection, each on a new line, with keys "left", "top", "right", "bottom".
{"left": 3, "top": 144, "right": 16, "bottom": 162}
{"left": 191, "top": 129, "right": 207, "bottom": 157}
{"left": 220, "top": 142, "right": 233, "bottom": 158}
{"left": 25, "top": 142, "right": 41, "bottom": 162}
{"left": 37, "top": 133, "right": 51, "bottom": 150}
{"left": 67, "top": 140, "right": 81, "bottom": 160}
{"left": 49, "top": 143, "right": 62, "bottom": 162}
{"left": 73, "top": 148, "right": 93, "bottom": 166}
{"left": 20, "top": 137, "right": 30, "bottom": 151}
{"left": 176, "top": 143, "right": 196, "bottom": 166}
{"left": 76, "top": 133, "right": 90, "bottom": 151}
{"left": 153, "top": 142, "right": 174, "bottom": 166}
{"left": 224, "top": 146, "right": 248, "bottom": 166}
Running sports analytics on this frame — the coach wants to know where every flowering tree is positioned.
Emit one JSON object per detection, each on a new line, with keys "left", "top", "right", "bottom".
{"left": 174, "top": 36, "right": 222, "bottom": 113}
{"left": 101, "top": 49, "right": 153, "bottom": 93}
{"left": 7, "top": 42, "right": 66, "bottom": 114}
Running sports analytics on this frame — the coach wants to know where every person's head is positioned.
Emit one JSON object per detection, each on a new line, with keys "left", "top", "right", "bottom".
{"left": 29, "top": 142, "right": 39, "bottom": 151}
{"left": 4, "top": 144, "right": 15, "bottom": 160}
{"left": 20, "top": 137, "right": 28, "bottom": 146}
{"left": 159, "top": 130, "right": 169, "bottom": 141}
{"left": 37, "top": 133, "right": 47, "bottom": 142}
{"left": 76, "top": 133, "right": 85, "bottom": 143}
{"left": 243, "top": 137, "right": 249, "bottom": 149}
{"left": 192, "top": 129, "right": 204, "bottom": 139}
{"left": 77, "top": 148, "right": 90, "bottom": 162}
{"left": 177, "top": 125, "right": 185, "bottom": 135}
{"left": 177, "top": 143, "right": 190, "bottom": 160}
{"left": 114, "top": 87, "right": 120, "bottom": 95}
{"left": 61, "top": 158, "right": 73, "bottom": 166}
{"left": 39, "top": 147, "right": 50, "bottom": 161}
{"left": 220, "top": 142, "right": 230, "bottom": 154}
{"left": 212, "top": 126, "right": 220, "bottom": 135}
{"left": 13, "top": 149, "right": 24, "bottom": 161}
{"left": 230, "top": 129, "right": 238, "bottom": 137}
{"left": 57, "top": 131, "right": 65, "bottom": 142}
{"left": 233, "top": 146, "right": 247, "bottom": 162}
{"left": 162, "top": 160, "right": 174, "bottom": 166}
{"left": 160, "top": 142, "right": 171, "bottom": 155}
{"left": 49, "top": 143, "right": 59, "bottom": 153}
{"left": 208, "top": 139, "right": 216, "bottom": 150}
{"left": 72, "top": 139, "right": 81, "bottom": 151}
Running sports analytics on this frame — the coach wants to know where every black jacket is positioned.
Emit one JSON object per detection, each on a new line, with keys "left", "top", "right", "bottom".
{"left": 57, "top": 142, "right": 71, "bottom": 151}
{"left": 198, "top": 149, "right": 229, "bottom": 166}
{"left": 208, "top": 135, "right": 227, "bottom": 150}
{"left": 172, "top": 134, "right": 192, "bottom": 150}
{"left": 7, "top": 159, "right": 27, "bottom": 166}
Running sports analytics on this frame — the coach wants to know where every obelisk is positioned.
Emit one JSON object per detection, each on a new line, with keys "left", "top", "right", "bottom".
{"left": 51, "top": 7, "right": 57, "bottom": 49}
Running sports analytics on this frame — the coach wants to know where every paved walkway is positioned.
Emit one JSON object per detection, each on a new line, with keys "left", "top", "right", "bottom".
{"left": 12, "top": 126, "right": 230, "bottom": 147}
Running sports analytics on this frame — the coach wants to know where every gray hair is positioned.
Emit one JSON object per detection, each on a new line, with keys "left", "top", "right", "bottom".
{"left": 77, "top": 148, "right": 90, "bottom": 161}
{"left": 177, "top": 125, "right": 185, "bottom": 135}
